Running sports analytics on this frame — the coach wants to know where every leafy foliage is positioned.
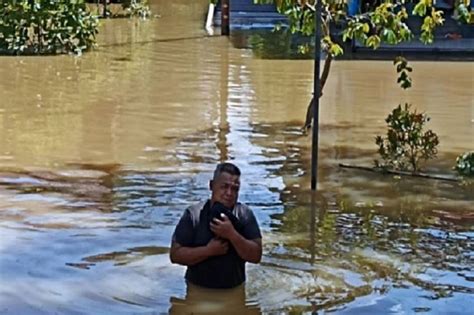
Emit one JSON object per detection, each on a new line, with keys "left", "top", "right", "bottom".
{"left": 121, "top": 0, "right": 151, "bottom": 18}
{"left": 394, "top": 56, "right": 412, "bottom": 89}
{"left": 87, "top": 0, "right": 151, "bottom": 18}
{"left": 412, "top": 0, "right": 445, "bottom": 44}
{"left": 342, "top": 1, "right": 414, "bottom": 48}
{"left": 454, "top": 151, "right": 474, "bottom": 176}
{"left": 454, "top": 0, "right": 472, "bottom": 23}
{"left": 254, "top": 0, "right": 465, "bottom": 89}
{"left": 375, "top": 103, "right": 439, "bottom": 173}
{"left": 0, "top": 0, "right": 98, "bottom": 55}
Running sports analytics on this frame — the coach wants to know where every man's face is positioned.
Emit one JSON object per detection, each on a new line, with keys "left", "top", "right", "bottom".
{"left": 210, "top": 172, "right": 240, "bottom": 209}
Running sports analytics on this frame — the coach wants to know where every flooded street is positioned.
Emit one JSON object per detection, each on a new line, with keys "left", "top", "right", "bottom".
{"left": 0, "top": 1, "right": 473, "bottom": 314}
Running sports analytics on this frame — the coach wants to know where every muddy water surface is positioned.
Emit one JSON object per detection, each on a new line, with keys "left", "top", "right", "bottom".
{"left": 0, "top": 1, "right": 473, "bottom": 314}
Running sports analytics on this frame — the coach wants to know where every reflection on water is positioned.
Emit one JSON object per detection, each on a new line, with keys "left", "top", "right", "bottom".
{"left": 169, "top": 283, "right": 260, "bottom": 314}
{"left": 0, "top": 0, "right": 473, "bottom": 314}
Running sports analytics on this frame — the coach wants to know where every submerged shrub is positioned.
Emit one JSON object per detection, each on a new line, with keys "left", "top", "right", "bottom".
{"left": 0, "top": 0, "right": 99, "bottom": 55}
{"left": 375, "top": 103, "right": 439, "bottom": 173}
{"left": 454, "top": 151, "right": 474, "bottom": 176}
{"left": 122, "top": 0, "right": 151, "bottom": 18}
{"left": 86, "top": 0, "right": 151, "bottom": 18}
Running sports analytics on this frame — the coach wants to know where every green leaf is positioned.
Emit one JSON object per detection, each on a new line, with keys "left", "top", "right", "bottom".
{"left": 366, "top": 35, "right": 381, "bottom": 49}
{"left": 362, "top": 23, "right": 370, "bottom": 33}
{"left": 329, "top": 43, "right": 344, "bottom": 56}
{"left": 413, "top": 2, "right": 427, "bottom": 16}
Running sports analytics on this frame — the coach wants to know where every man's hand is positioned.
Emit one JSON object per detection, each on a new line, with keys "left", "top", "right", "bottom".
{"left": 210, "top": 215, "right": 237, "bottom": 240}
{"left": 211, "top": 215, "right": 262, "bottom": 263}
{"left": 206, "top": 237, "right": 229, "bottom": 256}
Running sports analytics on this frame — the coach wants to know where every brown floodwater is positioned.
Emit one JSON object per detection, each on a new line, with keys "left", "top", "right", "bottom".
{"left": 0, "top": 1, "right": 473, "bottom": 314}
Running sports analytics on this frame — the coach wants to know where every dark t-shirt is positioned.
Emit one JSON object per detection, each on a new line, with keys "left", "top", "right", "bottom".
{"left": 172, "top": 200, "right": 262, "bottom": 289}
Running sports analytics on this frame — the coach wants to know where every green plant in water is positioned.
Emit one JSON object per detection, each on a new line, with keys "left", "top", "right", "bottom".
{"left": 120, "top": 0, "right": 151, "bottom": 18}
{"left": 0, "top": 0, "right": 98, "bottom": 55}
{"left": 454, "top": 151, "right": 474, "bottom": 176}
{"left": 375, "top": 103, "right": 439, "bottom": 173}
{"left": 89, "top": 0, "right": 151, "bottom": 18}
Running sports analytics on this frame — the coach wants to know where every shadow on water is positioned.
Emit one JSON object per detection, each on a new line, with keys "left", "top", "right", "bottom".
{"left": 231, "top": 29, "right": 314, "bottom": 60}
{"left": 169, "top": 283, "right": 261, "bottom": 315}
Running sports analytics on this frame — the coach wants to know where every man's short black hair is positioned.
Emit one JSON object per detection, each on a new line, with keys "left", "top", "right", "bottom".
{"left": 213, "top": 162, "right": 241, "bottom": 180}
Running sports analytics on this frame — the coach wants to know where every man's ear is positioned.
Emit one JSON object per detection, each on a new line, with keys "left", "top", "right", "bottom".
{"left": 209, "top": 180, "right": 213, "bottom": 190}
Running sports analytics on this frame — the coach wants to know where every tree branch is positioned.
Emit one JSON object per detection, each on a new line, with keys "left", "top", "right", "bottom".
{"left": 302, "top": 53, "right": 332, "bottom": 132}
{"left": 339, "top": 163, "right": 460, "bottom": 182}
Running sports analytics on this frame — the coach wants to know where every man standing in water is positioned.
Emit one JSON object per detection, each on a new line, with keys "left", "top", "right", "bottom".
{"left": 170, "top": 162, "right": 262, "bottom": 289}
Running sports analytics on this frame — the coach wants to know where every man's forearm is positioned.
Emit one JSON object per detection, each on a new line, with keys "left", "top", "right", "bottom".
{"left": 228, "top": 233, "right": 262, "bottom": 263}
{"left": 170, "top": 245, "right": 210, "bottom": 266}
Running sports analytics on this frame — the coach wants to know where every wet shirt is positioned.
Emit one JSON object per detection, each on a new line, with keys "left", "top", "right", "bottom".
{"left": 172, "top": 200, "right": 262, "bottom": 289}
